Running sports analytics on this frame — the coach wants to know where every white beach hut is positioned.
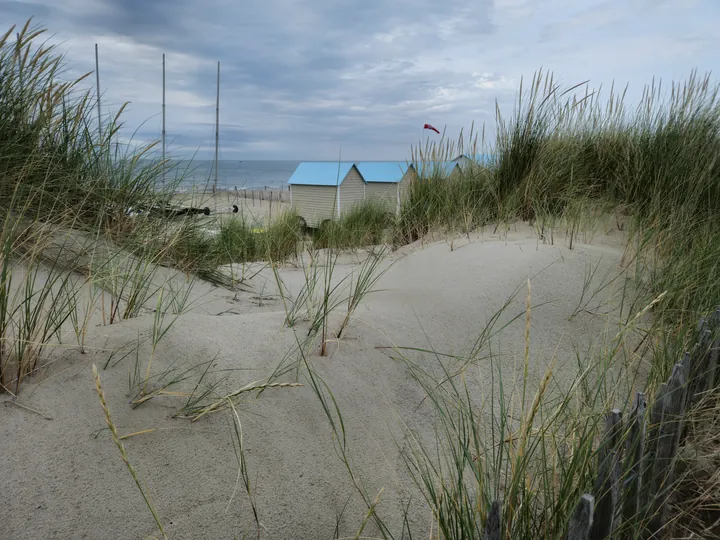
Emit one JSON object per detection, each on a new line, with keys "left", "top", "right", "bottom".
{"left": 354, "top": 162, "right": 417, "bottom": 216}
{"left": 287, "top": 162, "right": 365, "bottom": 228}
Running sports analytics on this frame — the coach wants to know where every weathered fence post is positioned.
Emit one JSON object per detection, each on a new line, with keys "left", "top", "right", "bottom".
{"left": 646, "top": 362, "right": 688, "bottom": 537}
{"left": 688, "top": 324, "right": 711, "bottom": 405}
{"left": 705, "top": 310, "right": 720, "bottom": 393}
{"left": 641, "top": 378, "right": 666, "bottom": 531}
{"left": 590, "top": 409, "right": 623, "bottom": 540}
{"left": 483, "top": 500, "right": 501, "bottom": 540}
{"left": 622, "top": 392, "right": 647, "bottom": 536}
{"left": 707, "top": 333, "right": 719, "bottom": 395}
{"left": 693, "top": 309, "right": 720, "bottom": 396}
{"left": 567, "top": 494, "right": 595, "bottom": 540}
{"left": 562, "top": 310, "right": 720, "bottom": 540}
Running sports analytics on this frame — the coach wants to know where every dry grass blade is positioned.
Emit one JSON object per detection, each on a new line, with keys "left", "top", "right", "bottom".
{"left": 188, "top": 380, "right": 303, "bottom": 422}
{"left": 131, "top": 389, "right": 192, "bottom": 407}
{"left": 225, "top": 398, "right": 263, "bottom": 539}
{"left": 119, "top": 428, "right": 159, "bottom": 440}
{"left": 6, "top": 398, "right": 53, "bottom": 419}
{"left": 91, "top": 364, "right": 168, "bottom": 540}
{"left": 354, "top": 488, "right": 384, "bottom": 539}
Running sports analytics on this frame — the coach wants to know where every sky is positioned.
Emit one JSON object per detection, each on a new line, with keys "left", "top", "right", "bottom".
{"left": 2, "top": 0, "right": 718, "bottom": 160}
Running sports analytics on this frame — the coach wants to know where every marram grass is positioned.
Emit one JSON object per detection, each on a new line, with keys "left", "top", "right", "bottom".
{"left": 92, "top": 364, "right": 168, "bottom": 539}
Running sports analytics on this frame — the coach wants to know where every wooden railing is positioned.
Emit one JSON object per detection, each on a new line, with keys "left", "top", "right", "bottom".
{"left": 568, "top": 309, "right": 719, "bottom": 539}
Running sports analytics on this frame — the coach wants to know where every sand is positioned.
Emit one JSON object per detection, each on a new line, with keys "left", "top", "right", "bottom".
{"left": 0, "top": 222, "right": 641, "bottom": 540}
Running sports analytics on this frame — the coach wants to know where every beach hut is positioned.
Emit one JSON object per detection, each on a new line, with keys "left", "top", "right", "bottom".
{"left": 451, "top": 153, "right": 494, "bottom": 169}
{"left": 413, "top": 161, "right": 463, "bottom": 179}
{"left": 354, "top": 161, "right": 416, "bottom": 216}
{"left": 287, "top": 162, "right": 365, "bottom": 228}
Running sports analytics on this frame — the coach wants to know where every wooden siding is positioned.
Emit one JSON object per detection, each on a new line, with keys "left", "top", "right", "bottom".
{"left": 290, "top": 184, "right": 338, "bottom": 228}
{"left": 366, "top": 182, "right": 397, "bottom": 212}
{"left": 399, "top": 168, "right": 417, "bottom": 205}
{"left": 338, "top": 167, "right": 366, "bottom": 214}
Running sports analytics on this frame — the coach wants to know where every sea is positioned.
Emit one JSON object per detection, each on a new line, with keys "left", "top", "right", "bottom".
{"left": 162, "top": 160, "right": 300, "bottom": 192}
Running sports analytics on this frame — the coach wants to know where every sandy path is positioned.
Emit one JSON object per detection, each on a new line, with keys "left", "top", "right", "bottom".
{"left": 1, "top": 224, "right": 637, "bottom": 540}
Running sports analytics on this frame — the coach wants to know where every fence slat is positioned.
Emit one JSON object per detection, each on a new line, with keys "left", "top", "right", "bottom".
{"left": 567, "top": 494, "right": 595, "bottom": 540}
{"left": 705, "top": 309, "right": 720, "bottom": 393}
{"left": 622, "top": 392, "right": 646, "bottom": 534}
{"left": 590, "top": 409, "right": 623, "bottom": 540}
{"left": 483, "top": 500, "right": 501, "bottom": 540}
{"left": 689, "top": 328, "right": 712, "bottom": 403}
{"left": 646, "top": 362, "right": 688, "bottom": 537}
{"left": 707, "top": 335, "right": 719, "bottom": 394}
{"left": 689, "top": 316, "right": 707, "bottom": 375}
{"left": 641, "top": 379, "right": 667, "bottom": 522}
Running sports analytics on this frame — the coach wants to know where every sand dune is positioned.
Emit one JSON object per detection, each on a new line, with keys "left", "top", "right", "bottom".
{"left": 1, "top": 223, "right": 638, "bottom": 539}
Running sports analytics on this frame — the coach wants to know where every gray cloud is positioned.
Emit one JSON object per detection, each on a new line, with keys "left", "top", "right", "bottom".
{"left": 1, "top": 0, "right": 718, "bottom": 159}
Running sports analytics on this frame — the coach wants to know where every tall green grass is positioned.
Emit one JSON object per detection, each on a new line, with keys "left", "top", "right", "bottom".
{"left": 404, "top": 70, "right": 720, "bottom": 328}
{"left": 381, "top": 69, "right": 720, "bottom": 538}
{"left": 0, "top": 20, "right": 197, "bottom": 393}
{"left": 395, "top": 167, "right": 495, "bottom": 244}
{"left": 313, "top": 199, "right": 395, "bottom": 250}
{"left": 0, "top": 21, "right": 176, "bottom": 232}
{"left": 157, "top": 209, "right": 302, "bottom": 283}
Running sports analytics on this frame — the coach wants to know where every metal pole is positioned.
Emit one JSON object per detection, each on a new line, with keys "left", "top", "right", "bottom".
{"left": 95, "top": 44, "right": 101, "bottom": 139}
{"left": 162, "top": 53, "right": 166, "bottom": 187}
{"left": 213, "top": 61, "right": 220, "bottom": 194}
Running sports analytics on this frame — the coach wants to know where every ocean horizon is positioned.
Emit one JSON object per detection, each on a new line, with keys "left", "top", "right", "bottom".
{"left": 157, "top": 158, "right": 416, "bottom": 191}
{"left": 159, "top": 159, "right": 299, "bottom": 191}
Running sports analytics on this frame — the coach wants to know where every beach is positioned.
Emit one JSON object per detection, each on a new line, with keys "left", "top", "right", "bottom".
{"left": 172, "top": 189, "right": 291, "bottom": 224}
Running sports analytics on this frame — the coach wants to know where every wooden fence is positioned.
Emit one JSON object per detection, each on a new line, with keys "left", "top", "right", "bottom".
{"left": 483, "top": 309, "right": 720, "bottom": 540}
{"left": 197, "top": 187, "right": 291, "bottom": 205}
{"left": 234, "top": 187, "right": 290, "bottom": 204}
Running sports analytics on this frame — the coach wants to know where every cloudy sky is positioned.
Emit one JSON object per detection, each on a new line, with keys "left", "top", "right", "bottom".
{"left": 2, "top": 0, "right": 718, "bottom": 160}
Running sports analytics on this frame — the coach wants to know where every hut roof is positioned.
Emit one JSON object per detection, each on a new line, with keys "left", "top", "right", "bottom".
{"left": 287, "top": 162, "right": 355, "bottom": 186}
{"left": 451, "top": 153, "right": 495, "bottom": 166}
{"left": 413, "top": 161, "right": 461, "bottom": 177}
{"left": 354, "top": 162, "right": 409, "bottom": 183}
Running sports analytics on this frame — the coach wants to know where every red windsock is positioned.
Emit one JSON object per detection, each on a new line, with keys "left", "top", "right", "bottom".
{"left": 423, "top": 123, "right": 440, "bottom": 134}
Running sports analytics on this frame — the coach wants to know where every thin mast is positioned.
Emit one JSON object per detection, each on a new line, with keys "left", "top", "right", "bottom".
{"left": 95, "top": 44, "right": 101, "bottom": 138}
{"left": 162, "top": 53, "right": 166, "bottom": 187}
{"left": 213, "top": 61, "right": 220, "bottom": 194}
